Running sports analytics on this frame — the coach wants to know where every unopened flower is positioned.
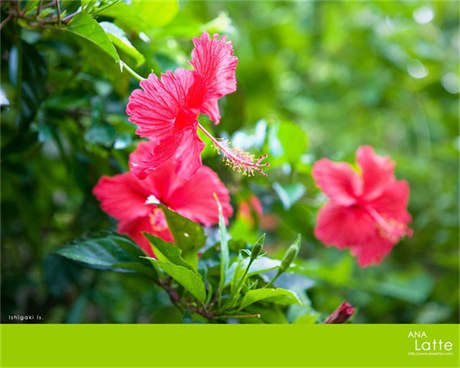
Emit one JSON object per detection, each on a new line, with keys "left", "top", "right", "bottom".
{"left": 126, "top": 32, "right": 268, "bottom": 180}
{"left": 323, "top": 301, "right": 355, "bottom": 324}
{"left": 312, "top": 146, "right": 412, "bottom": 267}
{"left": 93, "top": 143, "right": 233, "bottom": 256}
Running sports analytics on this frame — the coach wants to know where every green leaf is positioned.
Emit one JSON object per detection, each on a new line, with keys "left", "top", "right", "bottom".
{"left": 215, "top": 195, "right": 229, "bottom": 297}
{"left": 294, "top": 313, "right": 319, "bottom": 324}
{"left": 149, "top": 260, "right": 206, "bottom": 303}
{"left": 66, "top": 12, "right": 119, "bottom": 64}
{"left": 273, "top": 182, "right": 306, "bottom": 210}
{"left": 22, "top": 0, "right": 40, "bottom": 15}
{"left": 225, "top": 256, "right": 281, "bottom": 286}
{"left": 9, "top": 42, "right": 47, "bottom": 129}
{"left": 99, "top": 22, "right": 145, "bottom": 67}
{"left": 245, "top": 305, "right": 289, "bottom": 324}
{"left": 97, "top": 0, "right": 178, "bottom": 33}
{"left": 158, "top": 205, "right": 205, "bottom": 255}
{"left": 56, "top": 233, "right": 155, "bottom": 277}
{"left": 143, "top": 232, "right": 194, "bottom": 271}
{"left": 131, "top": 0, "right": 178, "bottom": 29}
{"left": 277, "top": 121, "right": 308, "bottom": 163}
{"left": 230, "top": 254, "right": 246, "bottom": 295}
{"left": 84, "top": 122, "right": 116, "bottom": 147}
{"left": 240, "top": 288, "right": 302, "bottom": 310}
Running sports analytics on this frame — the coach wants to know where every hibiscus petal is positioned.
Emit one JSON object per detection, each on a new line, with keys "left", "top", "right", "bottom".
{"left": 370, "top": 179, "right": 411, "bottom": 222}
{"left": 93, "top": 173, "right": 150, "bottom": 222}
{"left": 366, "top": 179, "right": 413, "bottom": 241}
{"left": 173, "top": 128, "right": 206, "bottom": 181}
{"left": 126, "top": 69, "right": 195, "bottom": 140}
{"left": 189, "top": 32, "right": 238, "bottom": 124}
{"left": 312, "top": 159, "right": 362, "bottom": 206}
{"left": 314, "top": 202, "right": 375, "bottom": 250}
{"left": 129, "top": 128, "right": 204, "bottom": 185}
{"left": 350, "top": 235, "right": 394, "bottom": 267}
{"left": 199, "top": 98, "right": 221, "bottom": 124}
{"left": 167, "top": 166, "right": 233, "bottom": 226}
{"left": 118, "top": 214, "right": 173, "bottom": 257}
{"left": 356, "top": 146, "right": 395, "bottom": 201}
{"left": 129, "top": 139, "right": 178, "bottom": 180}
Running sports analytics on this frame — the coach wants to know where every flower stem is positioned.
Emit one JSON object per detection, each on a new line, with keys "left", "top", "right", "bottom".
{"left": 120, "top": 61, "right": 145, "bottom": 81}
{"left": 265, "top": 269, "right": 282, "bottom": 288}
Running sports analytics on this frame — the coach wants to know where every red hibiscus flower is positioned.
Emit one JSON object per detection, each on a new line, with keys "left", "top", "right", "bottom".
{"left": 312, "top": 146, "right": 412, "bottom": 267}
{"left": 93, "top": 142, "right": 233, "bottom": 257}
{"left": 126, "top": 32, "right": 268, "bottom": 180}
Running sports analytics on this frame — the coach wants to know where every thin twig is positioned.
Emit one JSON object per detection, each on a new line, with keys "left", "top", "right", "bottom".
{"left": 36, "top": 0, "right": 42, "bottom": 16}
{"left": 42, "top": 0, "right": 57, "bottom": 10}
{"left": 62, "top": 9, "right": 80, "bottom": 24}
{"left": 56, "top": 0, "right": 61, "bottom": 24}
{"left": 0, "top": 13, "right": 13, "bottom": 31}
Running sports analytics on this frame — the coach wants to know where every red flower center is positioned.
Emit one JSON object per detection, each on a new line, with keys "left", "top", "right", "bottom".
{"left": 149, "top": 208, "right": 168, "bottom": 232}
{"left": 365, "top": 206, "right": 412, "bottom": 242}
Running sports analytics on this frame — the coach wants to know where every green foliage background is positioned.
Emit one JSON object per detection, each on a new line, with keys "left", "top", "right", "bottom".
{"left": 1, "top": 0, "right": 459, "bottom": 323}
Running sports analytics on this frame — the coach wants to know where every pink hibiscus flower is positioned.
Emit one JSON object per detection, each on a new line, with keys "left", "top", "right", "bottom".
{"left": 93, "top": 142, "right": 233, "bottom": 257}
{"left": 312, "top": 146, "right": 412, "bottom": 267}
{"left": 126, "top": 32, "right": 268, "bottom": 180}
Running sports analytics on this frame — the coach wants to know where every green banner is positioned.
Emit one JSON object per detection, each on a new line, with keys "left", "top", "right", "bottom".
{"left": 1, "top": 324, "right": 459, "bottom": 367}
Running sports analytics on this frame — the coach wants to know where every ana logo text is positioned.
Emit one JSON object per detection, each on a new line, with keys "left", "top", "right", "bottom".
{"left": 408, "top": 330, "right": 454, "bottom": 356}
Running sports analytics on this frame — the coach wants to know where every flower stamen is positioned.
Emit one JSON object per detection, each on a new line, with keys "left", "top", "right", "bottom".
{"left": 365, "top": 206, "right": 412, "bottom": 242}
{"left": 198, "top": 123, "right": 269, "bottom": 176}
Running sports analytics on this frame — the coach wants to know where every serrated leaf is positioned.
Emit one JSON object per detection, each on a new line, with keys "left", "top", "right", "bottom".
{"left": 240, "top": 288, "right": 302, "bottom": 310}
{"left": 143, "top": 232, "right": 194, "bottom": 271}
{"left": 159, "top": 204, "right": 205, "bottom": 255}
{"left": 56, "top": 233, "right": 155, "bottom": 277}
{"left": 66, "top": 12, "right": 119, "bottom": 63}
{"left": 149, "top": 260, "right": 206, "bottom": 303}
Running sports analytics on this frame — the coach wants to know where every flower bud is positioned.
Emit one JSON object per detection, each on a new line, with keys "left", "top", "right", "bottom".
{"left": 323, "top": 301, "right": 355, "bottom": 324}
{"left": 250, "top": 234, "right": 265, "bottom": 262}
{"left": 279, "top": 235, "right": 300, "bottom": 273}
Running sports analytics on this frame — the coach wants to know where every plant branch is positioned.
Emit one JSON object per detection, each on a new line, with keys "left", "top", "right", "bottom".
{"left": 56, "top": 0, "right": 61, "bottom": 24}
{"left": 0, "top": 13, "right": 13, "bottom": 30}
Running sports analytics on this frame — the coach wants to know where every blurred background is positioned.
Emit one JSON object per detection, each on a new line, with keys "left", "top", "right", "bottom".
{"left": 1, "top": 0, "right": 459, "bottom": 323}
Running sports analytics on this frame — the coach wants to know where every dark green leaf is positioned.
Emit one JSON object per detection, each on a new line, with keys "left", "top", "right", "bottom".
{"left": 143, "top": 232, "right": 194, "bottom": 271}
{"left": 56, "top": 233, "right": 155, "bottom": 277}
{"left": 84, "top": 122, "right": 116, "bottom": 147}
{"left": 149, "top": 260, "right": 206, "bottom": 303}
{"left": 159, "top": 205, "right": 205, "bottom": 255}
